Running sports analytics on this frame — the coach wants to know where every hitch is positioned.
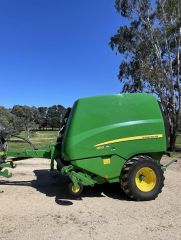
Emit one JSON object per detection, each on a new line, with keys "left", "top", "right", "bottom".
{"left": 162, "top": 159, "right": 177, "bottom": 171}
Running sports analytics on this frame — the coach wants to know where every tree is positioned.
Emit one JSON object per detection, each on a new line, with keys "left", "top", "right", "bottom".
{"left": 0, "top": 106, "right": 20, "bottom": 136}
{"left": 0, "top": 104, "right": 67, "bottom": 139}
{"left": 110, "top": 0, "right": 181, "bottom": 150}
{"left": 37, "top": 107, "right": 48, "bottom": 129}
{"left": 47, "top": 105, "right": 66, "bottom": 129}
{"left": 11, "top": 105, "right": 39, "bottom": 139}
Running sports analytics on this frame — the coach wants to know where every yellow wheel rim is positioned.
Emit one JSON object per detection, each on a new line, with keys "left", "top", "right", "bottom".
{"left": 72, "top": 185, "right": 80, "bottom": 193}
{"left": 135, "top": 167, "right": 157, "bottom": 192}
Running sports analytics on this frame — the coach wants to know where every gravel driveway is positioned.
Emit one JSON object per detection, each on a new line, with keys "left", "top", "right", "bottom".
{"left": 0, "top": 157, "right": 181, "bottom": 240}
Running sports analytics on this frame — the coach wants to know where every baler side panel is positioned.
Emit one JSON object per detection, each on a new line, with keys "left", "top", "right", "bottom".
{"left": 71, "top": 155, "right": 126, "bottom": 181}
{"left": 62, "top": 94, "right": 167, "bottom": 161}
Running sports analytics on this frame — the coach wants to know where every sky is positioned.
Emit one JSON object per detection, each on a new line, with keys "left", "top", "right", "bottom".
{"left": 0, "top": 0, "right": 126, "bottom": 108}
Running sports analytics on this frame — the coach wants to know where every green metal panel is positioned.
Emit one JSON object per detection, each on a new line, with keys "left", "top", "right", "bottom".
{"left": 61, "top": 93, "right": 167, "bottom": 161}
{"left": 71, "top": 155, "right": 126, "bottom": 182}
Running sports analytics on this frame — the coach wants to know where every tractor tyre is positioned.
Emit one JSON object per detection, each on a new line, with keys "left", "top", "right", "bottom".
{"left": 120, "top": 155, "right": 164, "bottom": 201}
{"left": 68, "top": 182, "right": 83, "bottom": 197}
{"left": 0, "top": 137, "right": 7, "bottom": 164}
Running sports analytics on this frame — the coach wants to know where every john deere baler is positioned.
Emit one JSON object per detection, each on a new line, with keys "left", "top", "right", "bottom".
{"left": 0, "top": 93, "right": 175, "bottom": 201}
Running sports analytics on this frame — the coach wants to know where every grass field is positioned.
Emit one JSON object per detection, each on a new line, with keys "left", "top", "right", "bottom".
{"left": 8, "top": 131, "right": 58, "bottom": 151}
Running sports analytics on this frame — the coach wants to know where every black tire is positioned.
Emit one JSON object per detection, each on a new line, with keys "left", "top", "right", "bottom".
{"left": 0, "top": 137, "right": 7, "bottom": 164}
{"left": 57, "top": 164, "right": 60, "bottom": 171}
{"left": 0, "top": 137, "right": 8, "bottom": 151}
{"left": 68, "top": 182, "right": 83, "bottom": 197}
{"left": 120, "top": 155, "right": 164, "bottom": 201}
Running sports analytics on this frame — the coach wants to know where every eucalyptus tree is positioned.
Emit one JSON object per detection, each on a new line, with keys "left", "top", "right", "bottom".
{"left": 11, "top": 105, "right": 39, "bottom": 139}
{"left": 110, "top": 0, "right": 181, "bottom": 150}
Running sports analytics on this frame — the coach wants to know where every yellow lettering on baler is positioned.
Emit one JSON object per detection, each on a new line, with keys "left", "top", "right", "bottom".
{"left": 95, "top": 134, "right": 163, "bottom": 148}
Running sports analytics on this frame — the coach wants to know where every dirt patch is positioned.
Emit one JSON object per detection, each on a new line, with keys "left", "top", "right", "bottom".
{"left": 0, "top": 157, "right": 181, "bottom": 240}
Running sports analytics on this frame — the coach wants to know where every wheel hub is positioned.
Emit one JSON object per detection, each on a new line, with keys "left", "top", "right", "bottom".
{"left": 72, "top": 185, "right": 80, "bottom": 193}
{"left": 135, "top": 167, "right": 157, "bottom": 192}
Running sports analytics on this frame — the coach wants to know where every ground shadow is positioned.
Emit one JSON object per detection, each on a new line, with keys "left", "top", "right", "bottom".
{"left": 0, "top": 169, "right": 130, "bottom": 205}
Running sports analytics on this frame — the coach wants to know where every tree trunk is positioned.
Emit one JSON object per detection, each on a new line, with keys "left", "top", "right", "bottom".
{"left": 177, "top": 96, "right": 181, "bottom": 132}
{"left": 25, "top": 127, "right": 30, "bottom": 140}
{"left": 169, "top": 131, "right": 177, "bottom": 151}
{"left": 168, "top": 114, "right": 177, "bottom": 151}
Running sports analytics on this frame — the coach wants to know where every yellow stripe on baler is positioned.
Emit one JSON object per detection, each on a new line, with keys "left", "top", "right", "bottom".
{"left": 95, "top": 134, "right": 163, "bottom": 147}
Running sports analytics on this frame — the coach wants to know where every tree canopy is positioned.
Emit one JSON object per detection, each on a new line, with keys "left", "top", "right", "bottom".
{"left": 0, "top": 107, "right": 19, "bottom": 136}
{"left": 0, "top": 105, "right": 66, "bottom": 139}
{"left": 110, "top": 0, "right": 181, "bottom": 150}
